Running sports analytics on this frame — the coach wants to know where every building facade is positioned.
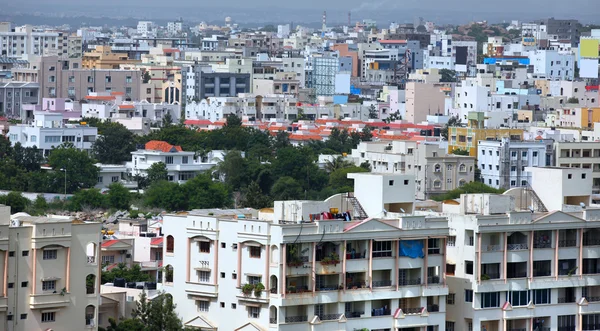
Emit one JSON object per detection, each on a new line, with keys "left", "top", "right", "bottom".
{"left": 0, "top": 82, "right": 39, "bottom": 118}
{"left": 554, "top": 141, "right": 600, "bottom": 194}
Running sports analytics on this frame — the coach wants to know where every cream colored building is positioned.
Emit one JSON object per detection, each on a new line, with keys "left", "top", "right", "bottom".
{"left": 405, "top": 82, "right": 448, "bottom": 124}
{"left": 0, "top": 205, "right": 102, "bottom": 331}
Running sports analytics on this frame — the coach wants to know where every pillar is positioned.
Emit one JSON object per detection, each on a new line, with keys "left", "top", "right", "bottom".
{"left": 237, "top": 242, "right": 243, "bottom": 288}
{"left": 187, "top": 238, "right": 191, "bottom": 283}
{"left": 554, "top": 230, "right": 559, "bottom": 280}
{"left": 32, "top": 249, "right": 37, "bottom": 294}
{"left": 65, "top": 247, "right": 71, "bottom": 292}
{"left": 214, "top": 240, "right": 219, "bottom": 286}
{"left": 265, "top": 245, "right": 270, "bottom": 291}
{"left": 342, "top": 240, "right": 346, "bottom": 293}
{"left": 368, "top": 240, "right": 373, "bottom": 289}
{"left": 395, "top": 239, "right": 400, "bottom": 291}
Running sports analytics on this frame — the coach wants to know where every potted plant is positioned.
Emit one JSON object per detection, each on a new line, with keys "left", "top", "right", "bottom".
{"left": 481, "top": 274, "right": 491, "bottom": 281}
{"left": 321, "top": 256, "right": 332, "bottom": 265}
{"left": 287, "top": 285, "right": 296, "bottom": 293}
{"left": 254, "top": 282, "right": 265, "bottom": 297}
{"left": 241, "top": 283, "right": 254, "bottom": 296}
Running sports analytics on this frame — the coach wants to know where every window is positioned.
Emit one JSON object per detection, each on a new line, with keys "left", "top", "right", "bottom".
{"left": 428, "top": 238, "right": 441, "bottom": 254}
{"left": 182, "top": 156, "right": 189, "bottom": 164}
{"left": 511, "top": 151, "right": 517, "bottom": 157}
{"left": 45, "top": 136, "right": 61, "bottom": 143}
{"left": 568, "top": 174, "right": 572, "bottom": 179}
{"left": 198, "top": 271, "right": 210, "bottom": 283}
{"left": 465, "top": 289, "right": 473, "bottom": 302}
{"left": 583, "top": 174, "right": 587, "bottom": 179}
{"left": 43, "top": 249, "right": 57, "bottom": 260}
{"left": 372, "top": 241, "right": 392, "bottom": 257}
{"left": 105, "top": 76, "right": 112, "bottom": 83}
{"left": 199, "top": 242, "right": 210, "bottom": 253}
{"left": 220, "top": 302, "right": 225, "bottom": 308}
{"left": 102, "top": 255, "right": 115, "bottom": 264}
{"left": 466, "top": 230, "right": 474, "bottom": 246}
{"left": 8, "top": 283, "right": 13, "bottom": 288}
{"left": 232, "top": 273, "right": 237, "bottom": 279}
{"left": 21, "top": 281, "right": 28, "bottom": 288}
{"left": 41, "top": 312, "right": 55, "bottom": 323}
{"left": 522, "top": 151, "right": 527, "bottom": 157}
{"left": 465, "top": 261, "right": 473, "bottom": 275}
{"left": 250, "top": 246, "right": 261, "bottom": 258}
{"left": 62, "top": 135, "right": 75, "bottom": 143}
{"left": 446, "top": 321, "right": 455, "bottom": 331}
{"left": 6, "top": 315, "right": 12, "bottom": 321}
{"left": 231, "top": 303, "right": 237, "bottom": 309}
{"left": 48, "top": 75, "right": 55, "bottom": 83}
{"left": 532, "top": 289, "right": 551, "bottom": 304}
{"left": 508, "top": 290, "right": 529, "bottom": 306}
{"left": 533, "top": 151, "right": 538, "bottom": 157}
{"left": 447, "top": 293, "right": 456, "bottom": 305}
{"left": 165, "top": 156, "right": 174, "bottom": 164}
{"left": 389, "top": 180, "right": 394, "bottom": 186}
{"left": 111, "top": 176, "right": 119, "bottom": 183}
{"left": 22, "top": 250, "right": 29, "bottom": 256}
{"left": 126, "top": 76, "right": 132, "bottom": 83}
{"left": 42, "top": 280, "right": 56, "bottom": 291}
{"left": 481, "top": 292, "right": 500, "bottom": 308}
{"left": 20, "top": 314, "right": 27, "bottom": 320}
{"left": 87, "top": 76, "right": 94, "bottom": 83}
{"left": 248, "top": 306, "right": 260, "bottom": 318}
{"left": 198, "top": 301, "right": 209, "bottom": 312}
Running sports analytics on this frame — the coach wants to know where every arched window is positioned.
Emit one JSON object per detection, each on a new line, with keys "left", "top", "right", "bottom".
{"left": 165, "top": 265, "right": 174, "bottom": 283}
{"left": 86, "top": 274, "right": 96, "bottom": 294}
{"left": 459, "top": 179, "right": 467, "bottom": 187}
{"left": 459, "top": 164, "right": 467, "bottom": 173}
{"left": 270, "top": 275, "right": 278, "bottom": 294}
{"left": 166, "top": 235, "right": 174, "bottom": 253}
{"left": 269, "top": 306, "right": 278, "bottom": 324}
{"left": 85, "top": 305, "right": 96, "bottom": 326}
{"left": 433, "top": 180, "right": 441, "bottom": 189}
{"left": 86, "top": 242, "right": 97, "bottom": 264}
{"left": 434, "top": 164, "right": 441, "bottom": 172}
{"left": 270, "top": 245, "right": 279, "bottom": 264}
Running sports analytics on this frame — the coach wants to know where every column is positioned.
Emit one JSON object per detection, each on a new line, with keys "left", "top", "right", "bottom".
{"left": 282, "top": 244, "right": 287, "bottom": 297}
{"left": 424, "top": 237, "right": 429, "bottom": 287}
{"left": 265, "top": 245, "right": 270, "bottom": 291}
{"left": 554, "top": 230, "right": 559, "bottom": 280}
{"left": 395, "top": 239, "right": 400, "bottom": 291}
{"left": 579, "top": 229, "right": 584, "bottom": 278}
{"left": 442, "top": 237, "right": 447, "bottom": 286}
{"left": 32, "top": 249, "right": 37, "bottom": 294}
{"left": 214, "top": 240, "right": 219, "bottom": 286}
{"left": 529, "top": 231, "right": 534, "bottom": 280}
{"left": 368, "top": 240, "right": 373, "bottom": 289}
{"left": 477, "top": 234, "right": 481, "bottom": 284}
{"left": 65, "top": 247, "right": 71, "bottom": 292}
{"left": 342, "top": 240, "right": 346, "bottom": 293}
{"left": 187, "top": 238, "right": 191, "bottom": 283}
{"left": 3, "top": 251, "right": 7, "bottom": 297}
{"left": 503, "top": 232, "right": 508, "bottom": 283}
{"left": 237, "top": 242, "right": 243, "bottom": 288}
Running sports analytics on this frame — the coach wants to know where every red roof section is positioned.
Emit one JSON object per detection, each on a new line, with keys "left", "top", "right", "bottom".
{"left": 85, "top": 95, "right": 116, "bottom": 101}
{"left": 145, "top": 140, "right": 183, "bottom": 152}
{"left": 118, "top": 104, "right": 135, "bottom": 110}
{"left": 586, "top": 85, "right": 599, "bottom": 91}
{"left": 106, "top": 263, "right": 119, "bottom": 271}
{"left": 184, "top": 119, "right": 213, "bottom": 126}
{"left": 102, "top": 239, "right": 119, "bottom": 248}
{"left": 151, "top": 237, "right": 164, "bottom": 246}
{"left": 111, "top": 91, "right": 125, "bottom": 96}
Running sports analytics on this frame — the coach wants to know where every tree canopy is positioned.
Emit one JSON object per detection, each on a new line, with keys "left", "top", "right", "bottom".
{"left": 92, "top": 121, "right": 137, "bottom": 164}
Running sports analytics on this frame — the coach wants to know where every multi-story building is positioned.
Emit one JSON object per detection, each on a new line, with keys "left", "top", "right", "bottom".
{"left": 8, "top": 112, "right": 98, "bottom": 156}
{"left": 528, "top": 50, "right": 575, "bottom": 80}
{"left": 0, "top": 23, "right": 68, "bottom": 58}
{"left": 0, "top": 205, "right": 102, "bottom": 330}
{"left": 0, "top": 81, "right": 40, "bottom": 118}
{"left": 444, "top": 166, "right": 599, "bottom": 331}
{"left": 127, "top": 140, "right": 223, "bottom": 184}
{"left": 185, "top": 94, "right": 298, "bottom": 122}
{"left": 162, "top": 173, "right": 450, "bottom": 331}
{"left": 81, "top": 46, "right": 135, "bottom": 69}
{"left": 183, "top": 64, "right": 251, "bottom": 101}
{"left": 447, "top": 126, "right": 524, "bottom": 157}
{"left": 537, "top": 18, "right": 582, "bottom": 46}
{"left": 352, "top": 141, "right": 476, "bottom": 200}
{"left": 405, "top": 82, "right": 447, "bottom": 124}
{"left": 478, "top": 138, "right": 553, "bottom": 190}
{"left": 554, "top": 141, "right": 600, "bottom": 194}
{"left": 67, "top": 34, "right": 83, "bottom": 59}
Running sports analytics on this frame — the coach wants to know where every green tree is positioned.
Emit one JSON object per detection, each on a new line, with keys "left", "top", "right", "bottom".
{"left": 132, "top": 290, "right": 151, "bottom": 325}
{"left": 93, "top": 122, "right": 137, "bottom": 164}
{"left": 101, "top": 317, "right": 146, "bottom": 331}
{"left": 0, "top": 192, "right": 30, "bottom": 213}
{"left": 329, "top": 166, "right": 369, "bottom": 191}
{"left": 360, "top": 126, "right": 373, "bottom": 142}
{"left": 324, "top": 156, "right": 354, "bottom": 173}
{"left": 101, "top": 263, "right": 151, "bottom": 284}
{"left": 225, "top": 113, "right": 242, "bottom": 127}
{"left": 567, "top": 97, "right": 579, "bottom": 104}
{"left": 271, "top": 176, "right": 303, "bottom": 200}
{"left": 184, "top": 174, "right": 232, "bottom": 209}
{"left": 241, "top": 181, "right": 271, "bottom": 209}
{"left": 143, "top": 181, "right": 187, "bottom": 211}
{"left": 368, "top": 104, "right": 378, "bottom": 119}
{"left": 147, "top": 162, "right": 168, "bottom": 185}
{"left": 439, "top": 69, "right": 457, "bottom": 82}
{"left": 29, "top": 195, "right": 49, "bottom": 215}
{"left": 107, "top": 183, "right": 131, "bottom": 210}
{"left": 441, "top": 116, "right": 462, "bottom": 140}
{"left": 216, "top": 150, "right": 248, "bottom": 190}
{"left": 162, "top": 113, "right": 173, "bottom": 127}
{"left": 70, "top": 188, "right": 107, "bottom": 211}
{"left": 48, "top": 144, "right": 99, "bottom": 194}
{"left": 432, "top": 181, "right": 504, "bottom": 201}
{"left": 12, "top": 142, "right": 43, "bottom": 172}
{"left": 146, "top": 292, "right": 183, "bottom": 331}
{"left": 384, "top": 111, "right": 402, "bottom": 123}
{"left": 451, "top": 148, "right": 470, "bottom": 156}
{"left": 142, "top": 71, "right": 151, "bottom": 83}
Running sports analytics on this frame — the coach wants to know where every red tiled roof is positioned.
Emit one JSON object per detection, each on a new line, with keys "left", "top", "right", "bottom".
{"left": 102, "top": 239, "right": 119, "bottom": 248}
{"left": 111, "top": 91, "right": 125, "bottom": 96}
{"left": 106, "top": 262, "right": 119, "bottom": 271}
{"left": 145, "top": 140, "right": 183, "bottom": 152}
{"left": 118, "top": 104, "right": 135, "bottom": 110}
{"left": 85, "top": 95, "right": 116, "bottom": 101}
{"left": 151, "top": 237, "right": 164, "bottom": 246}
{"left": 586, "top": 85, "right": 599, "bottom": 91}
{"left": 289, "top": 133, "right": 323, "bottom": 141}
{"left": 184, "top": 119, "right": 212, "bottom": 126}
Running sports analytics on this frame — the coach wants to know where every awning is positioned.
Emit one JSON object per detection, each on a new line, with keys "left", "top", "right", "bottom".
{"left": 187, "top": 295, "right": 211, "bottom": 301}
{"left": 193, "top": 237, "right": 211, "bottom": 243}
{"left": 194, "top": 267, "right": 211, "bottom": 272}
{"left": 242, "top": 241, "right": 262, "bottom": 247}
{"left": 41, "top": 277, "right": 61, "bottom": 281}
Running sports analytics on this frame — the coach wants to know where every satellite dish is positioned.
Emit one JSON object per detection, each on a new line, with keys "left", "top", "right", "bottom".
{"left": 400, "top": 208, "right": 406, "bottom": 213}
{"left": 580, "top": 202, "right": 586, "bottom": 209}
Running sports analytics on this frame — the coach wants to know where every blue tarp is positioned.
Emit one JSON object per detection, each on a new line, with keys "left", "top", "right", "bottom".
{"left": 399, "top": 240, "right": 424, "bottom": 259}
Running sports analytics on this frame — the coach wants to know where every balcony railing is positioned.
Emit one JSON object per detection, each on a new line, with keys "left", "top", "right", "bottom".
{"left": 318, "top": 313, "right": 342, "bottom": 321}
{"left": 558, "top": 327, "right": 575, "bottom": 331}
{"left": 402, "top": 307, "right": 423, "bottom": 315}
{"left": 286, "top": 285, "right": 310, "bottom": 293}
{"left": 346, "top": 281, "right": 368, "bottom": 289}
{"left": 372, "top": 280, "right": 392, "bottom": 288}
{"left": 508, "top": 329, "right": 526, "bottom": 331}
{"left": 559, "top": 240, "right": 577, "bottom": 247}
{"left": 87, "top": 256, "right": 96, "bottom": 264}
{"left": 507, "top": 243, "right": 528, "bottom": 250}
{"left": 371, "top": 308, "right": 391, "bottom": 316}
{"left": 398, "top": 278, "right": 421, "bottom": 286}
{"left": 558, "top": 297, "right": 576, "bottom": 303}
{"left": 315, "top": 285, "right": 340, "bottom": 292}
{"left": 285, "top": 315, "right": 308, "bottom": 323}
{"left": 427, "top": 276, "right": 440, "bottom": 284}
{"left": 270, "top": 288, "right": 277, "bottom": 294}
{"left": 583, "top": 238, "right": 600, "bottom": 246}
{"left": 346, "top": 251, "right": 367, "bottom": 259}
{"left": 427, "top": 304, "right": 440, "bottom": 312}
{"left": 583, "top": 324, "right": 600, "bottom": 331}
{"left": 533, "top": 242, "right": 552, "bottom": 249}
{"left": 586, "top": 296, "right": 600, "bottom": 302}
{"left": 481, "top": 273, "right": 500, "bottom": 280}
{"left": 269, "top": 318, "right": 277, "bottom": 324}
{"left": 485, "top": 245, "right": 502, "bottom": 251}
{"left": 507, "top": 271, "right": 528, "bottom": 278}
{"left": 346, "top": 311, "right": 364, "bottom": 318}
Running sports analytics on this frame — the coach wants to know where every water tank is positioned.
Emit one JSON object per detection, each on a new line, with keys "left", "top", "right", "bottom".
{"left": 114, "top": 278, "right": 126, "bottom": 287}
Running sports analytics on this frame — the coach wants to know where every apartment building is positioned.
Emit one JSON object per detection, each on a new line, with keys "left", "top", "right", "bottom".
{"left": 443, "top": 167, "right": 599, "bottom": 331}
{"left": 183, "top": 64, "right": 251, "bottom": 102}
{"left": 405, "top": 82, "right": 447, "bottom": 124}
{"left": 82, "top": 92, "right": 181, "bottom": 125}
{"left": 163, "top": 173, "right": 450, "bottom": 331}
{"left": 8, "top": 112, "right": 98, "bottom": 156}
{"left": 351, "top": 140, "right": 476, "bottom": 200}
{"left": 127, "top": 140, "right": 223, "bottom": 184}
{"left": 0, "top": 81, "right": 40, "bottom": 118}
{"left": 82, "top": 46, "right": 135, "bottom": 69}
{"left": 478, "top": 138, "right": 553, "bottom": 190}
{"left": 554, "top": 141, "right": 600, "bottom": 194}
{"left": 447, "top": 127, "right": 524, "bottom": 157}
{"left": 0, "top": 23, "right": 68, "bottom": 58}
{"left": 528, "top": 50, "right": 575, "bottom": 81}
{"left": 185, "top": 94, "right": 298, "bottom": 122}
{"left": 0, "top": 205, "right": 102, "bottom": 331}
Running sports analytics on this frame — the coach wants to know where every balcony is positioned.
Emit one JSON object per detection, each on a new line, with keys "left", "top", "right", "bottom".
{"left": 401, "top": 307, "right": 423, "bottom": 315}
{"left": 558, "top": 297, "right": 576, "bottom": 303}
{"left": 427, "top": 276, "right": 441, "bottom": 284}
{"left": 559, "top": 240, "right": 577, "bottom": 247}
{"left": 284, "top": 315, "right": 307, "bottom": 323}
{"left": 481, "top": 273, "right": 501, "bottom": 281}
{"left": 29, "top": 293, "right": 71, "bottom": 309}
{"left": 372, "top": 280, "right": 392, "bottom": 288}
{"left": 398, "top": 278, "right": 421, "bottom": 286}
{"left": 583, "top": 238, "right": 600, "bottom": 247}
{"left": 507, "top": 243, "right": 528, "bottom": 251}
{"left": 485, "top": 245, "right": 502, "bottom": 252}
{"left": 427, "top": 304, "right": 440, "bottom": 312}
{"left": 318, "top": 313, "right": 342, "bottom": 321}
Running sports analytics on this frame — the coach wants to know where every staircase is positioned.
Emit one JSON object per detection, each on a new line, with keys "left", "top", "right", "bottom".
{"left": 346, "top": 192, "right": 368, "bottom": 220}
{"left": 525, "top": 184, "right": 548, "bottom": 212}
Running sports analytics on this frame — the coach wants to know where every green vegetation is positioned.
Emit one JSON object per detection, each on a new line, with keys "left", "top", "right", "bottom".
{"left": 439, "top": 69, "right": 457, "bottom": 83}
{"left": 451, "top": 148, "right": 470, "bottom": 156}
{"left": 567, "top": 97, "right": 579, "bottom": 104}
{"left": 431, "top": 182, "right": 505, "bottom": 201}
{"left": 441, "top": 116, "right": 462, "bottom": 140}
{"left": 101, "top": 263, "right": 151, "bottom": 284}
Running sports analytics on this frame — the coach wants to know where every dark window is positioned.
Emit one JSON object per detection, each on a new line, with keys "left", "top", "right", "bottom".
{"left": 20, "top": 314, "right": 27, "bottom": 320}
{"left": 21, "top": 281, "right": 28, "bottom": 287}
{"left": 22, "top": 251, "right": 29, "bottom": 257}
{"left": 8, "top": 251, "right": 14, "bottom": 257}
{"left": 465, "top": 289, "right": 473, "bottom": 302}
{"left": 250, "top": 246, "right": 261, "bottom": 258}
{"left": 221, "top": 242, "right": 226, "bottom": 248}
{"left": 465, "top": 261, "right": 473, "bottom": 275}
{"left": 200, "top": 242, "right": 211, "bottom": 253}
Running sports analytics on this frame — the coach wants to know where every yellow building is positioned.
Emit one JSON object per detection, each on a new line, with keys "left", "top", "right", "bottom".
{"left": 581, "top": 107, "right": 600, "bottom": 129}
{"left": 448, "top": 125, "right": 524, "bottom": 157}
{"left": 82, "top": 46, "right": 137, "bottom": 69}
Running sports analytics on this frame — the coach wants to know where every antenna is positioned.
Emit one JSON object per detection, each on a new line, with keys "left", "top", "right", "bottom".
{"left": 348, "top": 11, "right": 351, "bottom": 27}
{"left": 322, "top": 11, "right": 327, "bottom": 35}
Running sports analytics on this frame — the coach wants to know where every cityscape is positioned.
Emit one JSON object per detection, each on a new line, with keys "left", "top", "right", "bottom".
{"left": 0, "top": 5, "right": 599, "bottom": 331}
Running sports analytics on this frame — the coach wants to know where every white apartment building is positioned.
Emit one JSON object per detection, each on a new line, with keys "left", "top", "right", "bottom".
{"left": 136, "top": 21, "right": 155, "bottom": 37}
{"left": 351, "top": 141, "right": 476, "bottom": 200}
{"left": 7, "top": 112, "right": 98, "bottom": 156}
{"left": 127, "top": 141, "right": 224, "bottom": 184}
{"left": 554, "top": 141, "right": 600, "bottom": 194}
{"left": 162, "top": 173, "right": 450, "bottom": 331}
{"left": 0, "top": 206, "right": 102, "bottom": 331}
{"left": 185, "top": 94, "right": 299, "bottom": 122}
{"left": 0, "top": 24, "right": 68, "bottom": 58}
{"left": 528, "top": 50, "right": 575, "bottom": 80}
{"left": 443, "top": 167, "right": 599, "bottom": 331}
{"left": 478, "top": 138, "right": 552, "bottom": 190}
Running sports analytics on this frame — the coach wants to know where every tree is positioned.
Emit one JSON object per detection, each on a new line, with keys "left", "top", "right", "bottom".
{"left": 146, "top": 162, "right": 168, "bottom": 185}
{"left": 567, "top": 97, "right": 579, "bottom": 104}
{"left": 0, "top": 192, "right": 30, "bottom": 213}
{"left": 93, "top": 122, "right": 136, "bottom": 164}
{"left": 101, "top": 317, "right": 145, "bottom": 331}
{"left": 432, "top": 181, "right": 504, "bottom": 201}
{"left": 360, "top": 126, "right": 373, "bottom": 142}
{"left": 441, "top": 116, "right": 462, "bottom": 140}
{"left": 48, "top": 144, "right": 99, "bottom": 194}
{"left": 144, "top": 180, "right": 187, "bottom": 211}
{"left": 101, "top": 263, "right": 151, "bottom": 284}
{"left": 132, "top": 291, "right": 151, "bottom": 325}
{"left": 142, "top": 71, "right": 151, "bottom": 84}
{"left": 225, "top": 113, "right": 242, "bottom": 128}
{"left": 29, "top": 195, "right": 49, "bottom": 215}
{"left": 216, "top": 150, "right": 248, "bottom": 190}
{"left": 107, "top": 183, "right": 131, "bottom": 210}
{"left": 70, "top": 188, "right": 107, "bottom": 211}
{"left": 12, "top": 142, "right": 43, "bottom": 172}
{"left": 260, "top": 25, "right": 277, "bottom": 32}
{"left": 241, "top": 181, "right": 271, "bottom": 209}
{"left": 451, "top": 148, "right": 470, "bottom": 156}
{"left": 439, "top": 69, "right": 457, "bottom": 82}
{"left": 384, "top": 111, "right": 402, "bottom": 124}
{"left": 329, "top": 166, "right": 369, "bottom": 191}
{"left": 162, "top": 113, "right": 173, "bottom": 127}
{"left": 184, "top": 174, "right": 232, "bottom": 209}
{"left": 324, "top": 156, "right": 354, "bottom": 173}
{"left": 368, "top": 104, "right": 378, "bottom": 119}
{"left": 271, "top": 176, "right": 303, "bottom": 200}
